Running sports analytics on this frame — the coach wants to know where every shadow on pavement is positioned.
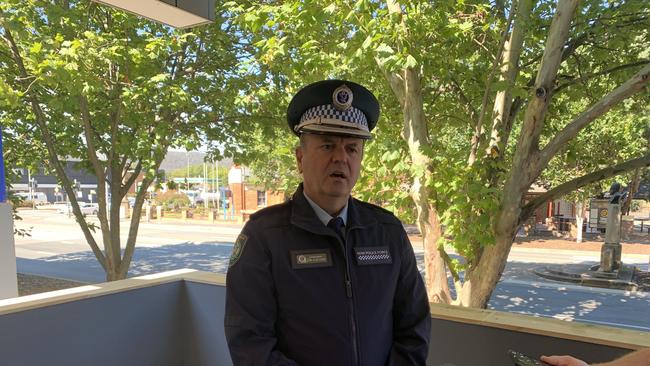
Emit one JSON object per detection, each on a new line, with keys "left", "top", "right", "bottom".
{"left": 16, "top": 242, "right": 650, "bottom": 331}
{"left": 17, "top": 241, "right": 234, "bottom": 283}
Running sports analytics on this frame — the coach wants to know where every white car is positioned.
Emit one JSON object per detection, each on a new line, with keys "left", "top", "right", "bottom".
{"left": 181, "top": 191, "right": 204, "bottom": 206}
{"left": 57, "top": 202, "right": 99, "bottom": 215}
{"left": 17, "top": 192, "right": 48, "bottom": 205}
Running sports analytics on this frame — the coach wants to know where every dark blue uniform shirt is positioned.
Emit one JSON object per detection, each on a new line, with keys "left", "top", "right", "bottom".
{"left": 225, "top": 184, "right": 431, "bottom": 365}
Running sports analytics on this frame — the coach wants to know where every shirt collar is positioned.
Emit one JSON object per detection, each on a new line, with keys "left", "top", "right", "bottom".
{"left": 302, "top": 191, "right": 348, "bottom": 227}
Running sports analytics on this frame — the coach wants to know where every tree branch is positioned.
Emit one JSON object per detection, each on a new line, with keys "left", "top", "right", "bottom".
{"left": 440, "top": 248, "right": 460, "bottom": 284}
{"left": 121, "top": 160, "right": 142, "bottom": 198}
{"left": 493, "top": 0, "right": 506, "bottom": 20}
{"left": 496, "top": 0, "right": 580, "bottom": 239}
{"left": 449, "top": 76, "right": 478, "bottom": 124}
{"left": 539, "top": 63, "right": 650, "bottom": 169}
{"left": 79, "top": 95, "right": 104, "bottom": 178}
{"left": 555, "top": 60, "right": 650, "bottom": 93}
{"left": 482, "top": 0, "right": 532, "bottom": 164}
{"left": 521, "top": 153, "right": 650, "bottom": 222}
{"left": 468, "top": 2, "right": 516, "bottom": 165}
{"left": 119, "top": 144, "right": 169, "bottom": 277}
{"left": 106, "top": 65, "right": 122, "bottom": 176}
{"left": 377, "top": 61, "right": 405, "bottom": 107}
{"left": 80, "top": 94, "right": 113, "bottom": 263}
{"left": 0, "top": 15, "right": 107, "bottom": 269}
{"left": 508, "top": 0, "right": 579, "bottom": 192}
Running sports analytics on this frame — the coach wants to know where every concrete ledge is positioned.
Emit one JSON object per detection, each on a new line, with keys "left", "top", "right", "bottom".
{"left": 0, "top": 269, "right": 647, "bottom": 366}
{"left": 430, "top": 302, "right": 649, "bottom": 350}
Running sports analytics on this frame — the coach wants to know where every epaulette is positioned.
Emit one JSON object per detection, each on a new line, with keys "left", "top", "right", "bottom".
{"left": 249, "top": 200, "right": 291, "bottom": 221}
{"left": 354, "top": 199, "right": 401, "bottom": 225}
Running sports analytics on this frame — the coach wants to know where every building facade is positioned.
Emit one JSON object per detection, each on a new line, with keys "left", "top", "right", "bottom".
{"left": 227, "top": 165, "right": 285, "bottom": 216}
{"left": 11, "top": 160, "right": 99, "bottom": 203}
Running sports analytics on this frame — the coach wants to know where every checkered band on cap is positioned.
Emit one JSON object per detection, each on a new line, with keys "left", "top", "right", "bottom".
{"left": 297, "top": 104, "right": 368, "bottom": 130}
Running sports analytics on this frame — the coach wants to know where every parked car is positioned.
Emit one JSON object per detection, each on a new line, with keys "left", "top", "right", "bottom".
{"left": 181, "top": 191, "right": 204, "bottom": 206}
{"left": 16, "top": 192, "right": 48, "bottom": 205}
{"left": 57, "top": 202, "right": 99, "bottom": 215}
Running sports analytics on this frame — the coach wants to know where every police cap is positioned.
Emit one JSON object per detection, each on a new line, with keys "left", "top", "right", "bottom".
{"left": 287, "top": 80, "right": 380, "bottom": 139}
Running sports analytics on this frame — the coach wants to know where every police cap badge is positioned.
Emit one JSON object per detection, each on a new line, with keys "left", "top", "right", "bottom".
{"left": 287, "top": 80, "right": 380, "bottom": 139}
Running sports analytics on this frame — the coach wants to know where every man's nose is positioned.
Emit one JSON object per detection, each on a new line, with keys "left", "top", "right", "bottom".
{"left": 331, "top": 144, "right": 348, "bottom": 162}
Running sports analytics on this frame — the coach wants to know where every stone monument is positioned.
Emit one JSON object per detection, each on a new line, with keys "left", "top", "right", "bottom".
{"left": 534, "top": 182, "right": 640, "bottom": 290}
{"left": 598, "top": 182, "right": 628, "bottom": 274}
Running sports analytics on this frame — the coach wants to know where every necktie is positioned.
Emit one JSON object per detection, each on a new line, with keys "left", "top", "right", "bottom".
{"left": 327, "top": 216, "right": 345, "bottom": 242}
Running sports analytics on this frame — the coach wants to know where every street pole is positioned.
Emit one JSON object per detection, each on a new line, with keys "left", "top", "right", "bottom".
{"left": 212, "top": 160, "right": 216, "bottom": 209}
{"left": 203, "top": 162, "right": 208, "bottom": 210}
{"left": 31, "top": 178, "right": 35, "bottom": 210}
{"left": 186, "top": 152, "right": 189, "bottom": 191}
{"left": 27, "top": 169, "right": 33, "bottom": 209}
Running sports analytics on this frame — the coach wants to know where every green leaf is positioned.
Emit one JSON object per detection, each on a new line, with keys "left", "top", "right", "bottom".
{"left": 150, "top": 73, "right": 168, "bottom": 83}
{"left": 29, "top": 42, "right": 42, "bottom": 54}
{"left": 404, "top": 54, "right": 418, "bottom": 68}
{"left": 323, "top": 3, "right": 337, "bottom": 14}
{"left": 361, "top": 35, "right": 373, "bottom": 49}
{"left": 459, "top": 21, "right": 472, "bottom": 32}
{"left": 375, "top": 43, "right": 394, "bottom": 54}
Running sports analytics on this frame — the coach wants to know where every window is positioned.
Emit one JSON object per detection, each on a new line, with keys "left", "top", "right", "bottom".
{"left": 257, "top": 190, "right": 266, "bottom": 207}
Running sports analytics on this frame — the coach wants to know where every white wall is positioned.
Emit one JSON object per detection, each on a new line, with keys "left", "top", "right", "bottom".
{"left": 0, "top": 202, "right": 18, "bottom": 299}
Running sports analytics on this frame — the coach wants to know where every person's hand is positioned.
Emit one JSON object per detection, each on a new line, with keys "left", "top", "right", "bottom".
{"left": 541, "top": 355, "right": 589, "bottom": 366}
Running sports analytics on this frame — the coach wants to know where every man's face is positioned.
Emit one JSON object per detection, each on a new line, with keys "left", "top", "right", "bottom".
{"left": 296, "top": 134, "right": 364, "bottom": 204}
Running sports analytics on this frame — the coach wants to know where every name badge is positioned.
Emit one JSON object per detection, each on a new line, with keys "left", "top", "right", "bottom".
{"left": 291, "top": 249, "right": 333, "bottom": 269}
{"left": 354, "top": 246, "right": 392, "bottom": 265}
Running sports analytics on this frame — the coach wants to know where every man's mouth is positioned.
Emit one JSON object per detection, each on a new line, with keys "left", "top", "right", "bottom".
{"left": 329, "top": 171, "right": 346, "bottom": 179}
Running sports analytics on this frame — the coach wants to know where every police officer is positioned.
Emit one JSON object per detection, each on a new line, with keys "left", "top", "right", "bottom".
{"left": 225, "top": 80, "right": 431, "bottom": 365}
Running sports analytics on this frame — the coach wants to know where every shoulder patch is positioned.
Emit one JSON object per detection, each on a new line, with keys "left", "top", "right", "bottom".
{"left": 229, "top": 233, "right": 248, "bottom": 268}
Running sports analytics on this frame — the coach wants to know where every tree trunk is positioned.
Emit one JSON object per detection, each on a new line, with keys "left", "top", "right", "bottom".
{"left": 401, "top": 68, "right": 451, "bottom": 304}
{"left": 106, "top": 268, "right": 123, "bottom": 282}
{"left": 622, "top": 168, "right": 641, "bottom": 215}
{"left": 457, "top": 0, "right": 581, "bottom": 309}
{"left": 460, "top": 226, "right": 518, "bottom": 307}
{"left": 575, "top": 201, "right": 584, "bottom": 243}
{"left": 422, "top": 204, "right": 450, "bottom": 303}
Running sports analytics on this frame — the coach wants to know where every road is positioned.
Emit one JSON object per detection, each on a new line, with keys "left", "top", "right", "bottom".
{"left": 14, "top": 209, "right": 242, "bottom": 258}
{"left": 13, "top": 209, "right": 650, "bottom": 332}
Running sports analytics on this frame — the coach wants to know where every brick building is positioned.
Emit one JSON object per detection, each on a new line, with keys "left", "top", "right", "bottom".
{"left": 227, "top": 165, "right": 285, "bottom": 216}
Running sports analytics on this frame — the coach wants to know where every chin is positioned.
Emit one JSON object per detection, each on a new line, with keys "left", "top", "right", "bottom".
{"left": 324, "top": 188, "right": 351, "bottom": 198}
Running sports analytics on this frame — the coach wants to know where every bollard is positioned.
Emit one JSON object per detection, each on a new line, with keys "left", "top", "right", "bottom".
{"left": 145, "top": 204, "right": 152, "bottom": 222}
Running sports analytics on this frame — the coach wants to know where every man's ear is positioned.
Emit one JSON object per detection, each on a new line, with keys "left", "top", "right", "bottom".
{"left": 295, "top": 146, "right": 304, "bottom": 174}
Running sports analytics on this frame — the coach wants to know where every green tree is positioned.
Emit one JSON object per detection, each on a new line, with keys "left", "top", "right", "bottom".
{"left": 167, "top": 163, "right": 229, "bottom": 189}
{"left": 226, "top": 0, "right": 650, "bottom": 307}
{"left": 0, "top": 0, "right": 242, "bottom": 280}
